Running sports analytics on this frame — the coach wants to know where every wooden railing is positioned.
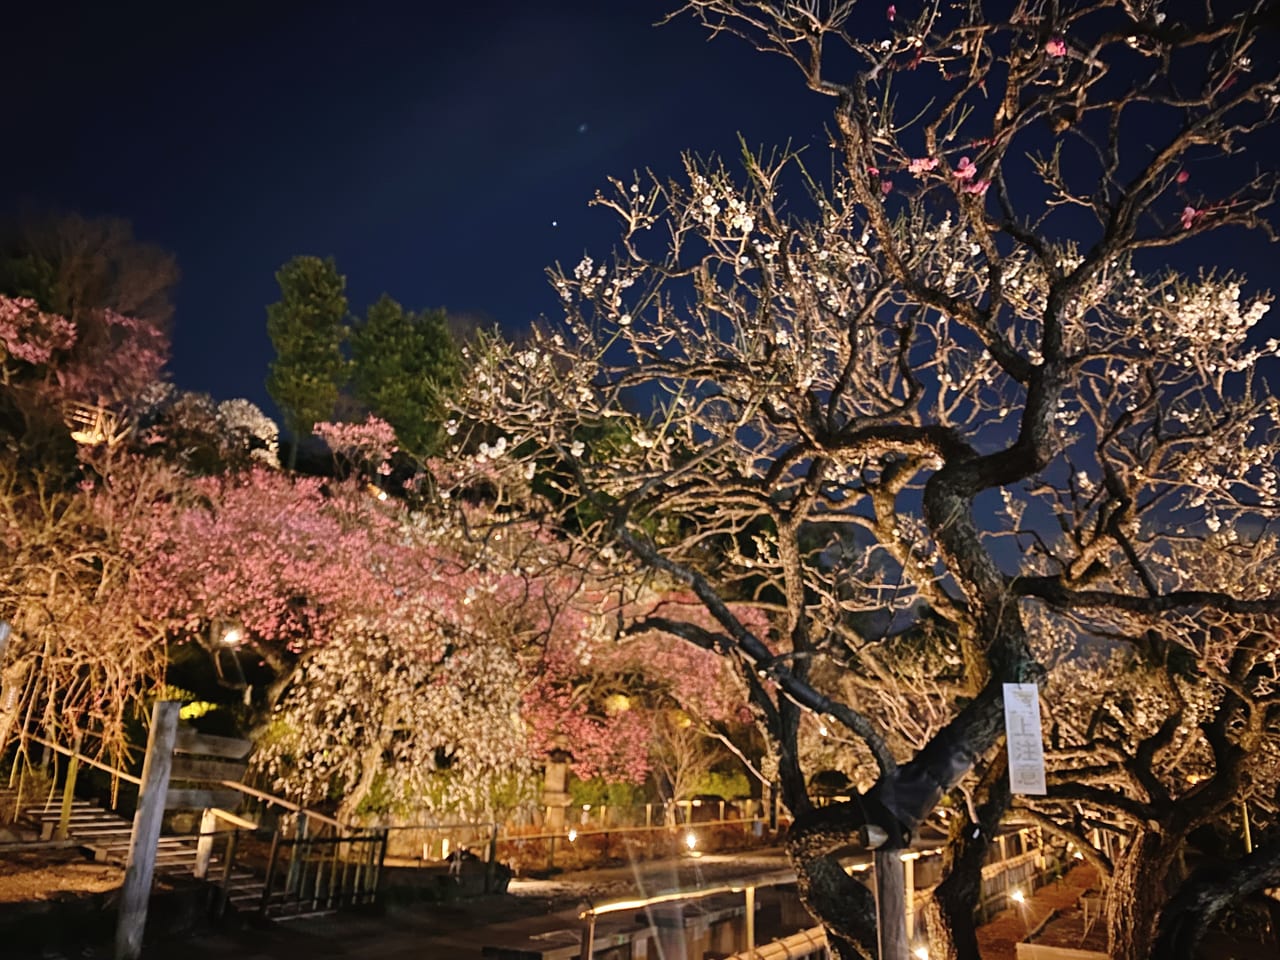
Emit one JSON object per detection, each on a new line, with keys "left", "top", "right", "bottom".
{"left": 25, "top": 733, "right": 142, "bottom": 785}
{"left": 259, "top": 827, "right": 388, "bottom": 916}
{"left": 211, "top": 778, "right": 345, "bottom": 832}
{"left": 15, "top": 733, "right": 141, "bottom": 840}
{"left": 193, "top": 807, "right": 257, "bottom": 878}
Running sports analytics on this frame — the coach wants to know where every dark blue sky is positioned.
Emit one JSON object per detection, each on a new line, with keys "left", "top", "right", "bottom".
{"left": 7, "top": 2, "right": 1278, "bottom": 416}
{"left": 4, "top": 0, "right": 834, "bottom": 411}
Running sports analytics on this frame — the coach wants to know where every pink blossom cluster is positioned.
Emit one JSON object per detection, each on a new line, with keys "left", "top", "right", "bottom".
{"left": 129, "top": 467, "right": 415, "bottom": 647}
{"left": 520, "top": 587, "right": 762, "bottom": 785}
{"left": 314, "top": 415, "right": 398, "bottom": 469}
{"left": 54, "top": 309, "right": 170, "bottom": 406}
{"left": 0, "top": 296, "right": 76, "bottom": 367}
{"left": 951, "top": 157, "right": 991, "bottom": 195}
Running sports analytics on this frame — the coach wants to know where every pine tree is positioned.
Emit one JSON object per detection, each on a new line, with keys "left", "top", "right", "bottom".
{"left": 265, "top": 256, "right": 348, "bottom": 468}
{"left": 349, "top": 294, "right": 461, "bottom": 459}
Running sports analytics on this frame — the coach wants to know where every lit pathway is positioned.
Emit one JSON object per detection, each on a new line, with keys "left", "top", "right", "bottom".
{"left": 137, "top": 849, "right": 794, "bottom": 959}
{"left": 974, "top": 865, "right": 1099, "bottom": 960}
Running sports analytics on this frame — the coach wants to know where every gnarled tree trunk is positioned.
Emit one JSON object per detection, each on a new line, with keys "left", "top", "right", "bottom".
{"left": 926, "top": 758, "right": 1011, "bottom": 960}
{"left": 1106, "top": 829, "right": 1177, "bottom": 960}
{"left": 1151, "top": 838, "right": 1280, "bottom": 960}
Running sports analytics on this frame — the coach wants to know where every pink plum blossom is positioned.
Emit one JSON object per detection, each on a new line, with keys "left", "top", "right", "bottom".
{"left": 314, "top": 415, "right": 398, "bottom": 475}
{"left": 0, "top": 296, "right": 77, "bottom": 367}
{"left": 1046, "top": 37, "right": 1067, "bottom": 57}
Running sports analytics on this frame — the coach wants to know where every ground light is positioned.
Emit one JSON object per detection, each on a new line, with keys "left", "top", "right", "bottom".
{"left": 1011, "top": 889, "right": 1026, "bottom": 904}
{"left": 684, "top": 831, "right": 697, "bottom": 851}
{"left": 914, "top": 947, "right": 929, "bottom": 960}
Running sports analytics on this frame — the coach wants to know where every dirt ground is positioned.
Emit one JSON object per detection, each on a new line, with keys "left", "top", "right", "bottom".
{"left": 0, "top": 851, "right": 123, "bottom": 903}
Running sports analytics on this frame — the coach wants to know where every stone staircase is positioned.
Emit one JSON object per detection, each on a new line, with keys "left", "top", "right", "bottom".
{"left": 3, "top": 783, "right": 363, "bottom": 920}
{"left": 3, "top": 790, "right": 268, "bottom": 912}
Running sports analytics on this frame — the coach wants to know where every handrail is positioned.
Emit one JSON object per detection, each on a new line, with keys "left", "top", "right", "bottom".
{"left": 215, "top": 779, "right": 345, "bottom": 831}
{"left": 25, "top": 733, "right": 143, "bottom": 786}
{"left": 23, "top": 733, "right": 346, "bottom": 831}
{"left": 206, "top": 806, "right": 257, "bottom": 830}
{"left": 581, "top": 869, "right": 801, "bottom": 919}
{"left": 381, "top": 813, "right": 793, "bottom": 847}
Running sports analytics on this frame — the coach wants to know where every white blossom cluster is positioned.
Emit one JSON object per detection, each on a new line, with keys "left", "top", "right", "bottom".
{"left": 454, "top": 90, "right": 1280, "bottom": 837}
{"left": 217, "top": 399, "right": 280, "bottom": 468}
{"left": 255, "top": 617, "right": 534, "bottom": 822}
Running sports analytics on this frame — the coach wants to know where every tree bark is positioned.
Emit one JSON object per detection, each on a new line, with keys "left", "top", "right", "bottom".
{"left": 0, "top": 655, "right": 32, "bottom": 755}
{"left": 1151, "top": 838, "right": 1280, "bottom": 960}
{"left": 926, "top": 759, "right": 1011, "bottom": 960}
{"left": 791, "top": 850, "right": 879, "bottom": 960}
{"left": 336, "top": 702, "right": 397, "bottom": 825}
{"left": 1106, "top": 830, "right": 1177, "bottom": 960}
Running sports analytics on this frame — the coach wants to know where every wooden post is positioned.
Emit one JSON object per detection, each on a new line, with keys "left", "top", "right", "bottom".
{"left": 13, "top": 761, "right": 25, "bottom": 814}
{"left": 285, "top": 812, "right": 308, "bottom": 896}
{"left": 484, "top": 822, "right": 499, "bottom": 893}
{"left": 260, "top": 829, "right": 282, "bottom": 915}
{"left": 745, "top": 884, "right": 756, "bottom": 957}
{"left": 194, "top": 808, "right": 216, "bottom": 879}
{"left": 216, "top": 830, "right": 239, "bottom": 920}
{"left": 998, "top": 834, "right": 1010, "bottom": 903}
{"left": 114, "top": 701, "right": 180, "bottom": 960}
{"left": 903, "top": 853, "right": 916, "bottom": 943}
{"left": 56, "top": 732, "right": 83, "bottom": 840}
{"left": 873, "top": 847, "right": 909, "bottom": 960}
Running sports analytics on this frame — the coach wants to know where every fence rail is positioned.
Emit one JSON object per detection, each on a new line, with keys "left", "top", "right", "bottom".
{"left": 377, "top": 808, "right": 791, "bottom": 875}
{"left": 260, "top": 828, "right": 388, "bottom": 916}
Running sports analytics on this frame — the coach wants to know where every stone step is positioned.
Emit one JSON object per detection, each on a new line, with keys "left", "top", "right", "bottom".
{"left": 271, "top": 908, "right": 338, "bottom": 921}
{"left": 26, "top": 799, "right": 98, "bottom": 809}
{"left": 56, "top": 825, "right": 134, "bottom": 838}
{"left": 23, "top": 803, "right": 99, "bottom": 815}
{"left": 86, "top": 837, "right": 200, "bottom": 861}
{"left": 90, "top": 834, "right": 189, "bottom": 846}
{"left": 40, "top": 822, "right": 134, "bottom": 841}
{"left": 90, "top": 844, "right": 196, "bottom": 861}
{"left": 35, "top": 814, "right": 129, "bottom": 828}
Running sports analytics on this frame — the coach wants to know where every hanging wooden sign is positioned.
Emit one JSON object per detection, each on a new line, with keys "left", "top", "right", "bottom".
{"left": 1003, "top": 683, "right": 1047, "bottom": 795}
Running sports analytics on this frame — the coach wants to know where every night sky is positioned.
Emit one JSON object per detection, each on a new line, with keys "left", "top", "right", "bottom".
{"left": 7, "top": 2, "right": 1279, "bottom": 417}
{"left": 5, "top": 0, "right": 834, "bottom": 413}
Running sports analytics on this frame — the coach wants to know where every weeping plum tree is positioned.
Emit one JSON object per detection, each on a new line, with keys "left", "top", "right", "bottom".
{"left": 1, "top": 296, "right": 174, "bottom": 763}
{"left": 0, "top": 448, "right": 171, "bottom": 766}
{"left": 458, "top": 2, "right": 1280, "bottom": 957}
